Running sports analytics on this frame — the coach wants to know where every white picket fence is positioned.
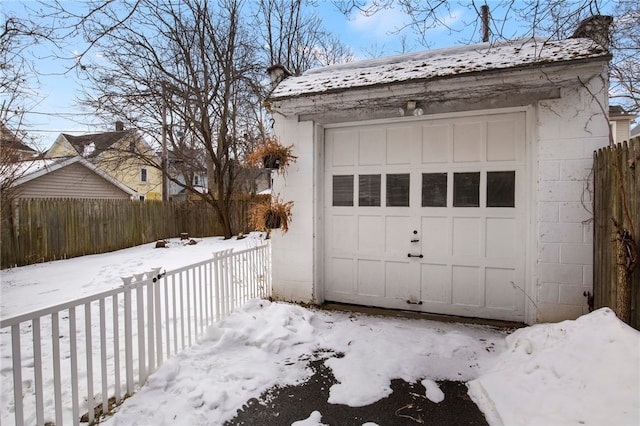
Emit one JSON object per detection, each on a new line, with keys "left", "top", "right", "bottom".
{"left": 0, "top": 243, "right": 271, "bottom": 426}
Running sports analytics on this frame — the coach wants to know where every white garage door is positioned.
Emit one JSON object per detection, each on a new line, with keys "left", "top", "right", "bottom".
{"left": 324, "top": 112, "right": 527, "bottom": 321}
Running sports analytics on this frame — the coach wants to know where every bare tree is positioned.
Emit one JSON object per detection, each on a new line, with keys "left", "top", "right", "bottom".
{"left": 34, "top": 0, "right": 353, "bottom": 238}
{"left": 69, "top": 0, "right": 261, "bottom": 238}
{"left": 1, "top": 11, "right": 50, "bottom": 222}
{"left": 608, "top": 1, "right": 639, "bottom": 113}
{"left": 256, "top": 0, "right": 353, "bottom": 76}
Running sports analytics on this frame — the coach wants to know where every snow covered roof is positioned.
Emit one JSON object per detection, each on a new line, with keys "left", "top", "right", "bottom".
{"left": 269, "top": 37, "right": 609, "bottom": 101}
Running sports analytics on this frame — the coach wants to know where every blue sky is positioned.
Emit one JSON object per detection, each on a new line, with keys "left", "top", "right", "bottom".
{"left": 3, "top": 1, "right": 619, "bottom": 149}
{"left": 2, "top": 0, "right": 490, "bottom": 149}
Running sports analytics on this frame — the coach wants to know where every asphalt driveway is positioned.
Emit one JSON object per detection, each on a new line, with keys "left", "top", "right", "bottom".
{"left": 226, "top": 356, "right": 488, "bottom": 426}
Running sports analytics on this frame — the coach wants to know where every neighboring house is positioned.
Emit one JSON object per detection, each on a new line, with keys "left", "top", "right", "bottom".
{"left": 266, "top": 17, "right": 612, "bottom": 325}
{"left": 166, "top": 152, "right": 270, "bottom": 201}
{"left": 45, "top": 122, "right": 163, "bottom": 200}
{"left": 9, "top": 156, "right": 137, "bottom": 199}
{"left": 631, "top": 123, "right": 640, "bottom": 139}
{"left": 0, "top": 124, "right": 38, "bottom": 161}
{"left": 233, "top": 164, "right": 271, "bottom": 195}
{"left": 609, "top": 105, "right": 637, "bottom": 144}
{"left": 165, "top": 150, "right": 209, "bottom": 201}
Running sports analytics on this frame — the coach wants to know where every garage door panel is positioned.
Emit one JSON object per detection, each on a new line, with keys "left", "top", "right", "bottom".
{"left": 331, "top": 214, "right": 357, "bottom": 252}
{"left": 385, "top": 216, "right": 412, "bottom": 254}
{"left": 421, "top": 263, "right": 451, "bottom": 303}
{"left": 422, "top": 124, "right": 449, "bottom": 164}
{"left": 386, "top": 126, "right": 414, "bottom": 165}
{"left": 328, "top": 257, "right": 355, "bottom": 294}
{"left": 421, "top": 217, "right": 449, "bottom": 256}
{"left": 358, "top": 259, "right": 385, "bottom": 297}
{"left": 359, "top": 129, "right": 386, "bottom": 165}
{"left": 453, "top": 122, "right": 483, "bottom": 162}
{"left": 452, "top": 265, "right": 482, "bottom": 306}
{"left": 330, "top": 130, "right": 358, "bottom": 166}
{"left": 487, "top": 119, "right": 517, "bottom": 161}
{"left": 452, "top": 217, "right": 482, "bottom": 257}
{"left": 358, "top": 215, "right": 385, "bottom": 253}
{"left": 485, "top": 267, "right": 518, "bottom": 310}
{"left": 486, "top": 217, "right": 517, "bottom": 259}
{"left": 386, "top": 261, "right": 419, "bottom": 301}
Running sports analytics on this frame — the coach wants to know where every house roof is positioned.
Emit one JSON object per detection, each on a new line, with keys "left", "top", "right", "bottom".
{"left": 609, "top": 105, "right": 637, "bottom": 120}
{"left": 0, "top": 124, "right": 37, "bottom": 153}
{"left": 61, "top": 130, "right": 135, "bottom": 158}
{"left": 269, "top": 37, "right": 610, "bottom": 101}
{"left": 11, "top": 156, "right": 137, "bottom": 196}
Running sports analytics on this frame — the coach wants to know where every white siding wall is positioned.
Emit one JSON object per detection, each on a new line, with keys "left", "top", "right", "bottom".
{"left": 535, "top": 76, "right": 609, "bottom": 322}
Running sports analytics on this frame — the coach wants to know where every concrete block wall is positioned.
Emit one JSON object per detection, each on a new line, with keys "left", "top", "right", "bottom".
{"left": 270, "top": 118, "right": 316, "bottom": 303}
{"left": 535, "top": 77, "right": 609, "bottom": 322}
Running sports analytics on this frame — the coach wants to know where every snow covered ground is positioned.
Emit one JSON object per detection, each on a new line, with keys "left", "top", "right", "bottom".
{"left": 2, "top": 235, "right": 639, "bottom": 425}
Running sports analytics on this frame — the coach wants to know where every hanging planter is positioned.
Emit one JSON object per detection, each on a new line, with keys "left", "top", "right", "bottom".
{"left": 262, "top": 154, "right": 281, "bottom": 170}
{"left": 249, "top": 195, "right": 294, "bottom": 237}
{"left": 245, "top": 136, "right": 296, "bottom": 173}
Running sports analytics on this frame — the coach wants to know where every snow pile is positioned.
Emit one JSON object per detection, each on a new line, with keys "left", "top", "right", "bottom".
{"left": 468, "top": 308, "right": 640, "bottom": 425}
{"left": 103, "top": 300, "right": 506, "bottom": 425}
{"left": 104, "top": 300, "right": 321, "bottom": 425}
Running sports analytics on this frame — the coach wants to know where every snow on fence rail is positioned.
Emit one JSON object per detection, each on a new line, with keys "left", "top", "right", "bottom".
{"left": 0, "top": 242, "right": 271, "bottom": 426}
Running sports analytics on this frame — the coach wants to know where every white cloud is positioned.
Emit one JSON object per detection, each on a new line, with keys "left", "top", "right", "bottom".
{"left": 348, "top": 3, "right": 408, "bottom": 37}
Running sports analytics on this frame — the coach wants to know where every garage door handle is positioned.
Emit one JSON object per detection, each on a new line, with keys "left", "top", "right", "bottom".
{"left": 407, "top": 253, "right": 423, "bottom": 258}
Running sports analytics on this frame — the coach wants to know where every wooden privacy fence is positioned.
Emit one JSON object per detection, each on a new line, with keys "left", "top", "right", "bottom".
{"left": 593, "top": 138, "right": 640, "bottom": 329}
{"left": 1, "top": 196, "right": 268, "bottom": 269}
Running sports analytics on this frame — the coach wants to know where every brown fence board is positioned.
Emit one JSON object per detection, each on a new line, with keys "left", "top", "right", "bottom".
{"left": 1, "top": 196, "right": 268, "bottom": 268}
{"left": 593, "top": 139, "right": 640, "bottom": 329}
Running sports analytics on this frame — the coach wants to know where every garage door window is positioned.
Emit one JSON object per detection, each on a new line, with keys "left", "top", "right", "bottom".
{"left": 453, "top": 172, "right": 480, "bottom": 207}
{"left": 422, "top": 173, "right": 447, "bottom": 207}
{"left": 487, "top": 171, "right": 516, "bottom": 207}
{"left": 332, "top": 175, "right": 354, "bottom": 206}
{"left": 387, "top": 174, "right": 410, "bottom": 207}
{"left": 359, "top": 174, "right": 381, "bottom": 206}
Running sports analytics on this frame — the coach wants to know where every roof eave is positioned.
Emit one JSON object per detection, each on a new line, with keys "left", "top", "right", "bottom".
{"left": 268, "top": 54, "right": 611, "bottom": 105}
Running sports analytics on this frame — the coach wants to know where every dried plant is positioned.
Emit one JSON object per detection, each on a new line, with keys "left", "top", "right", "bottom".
{"left": 249, "top": 195, "right": 294, "bottom": 237}
{"left": 245, "top": 136, "right": 297, "bottom": 174}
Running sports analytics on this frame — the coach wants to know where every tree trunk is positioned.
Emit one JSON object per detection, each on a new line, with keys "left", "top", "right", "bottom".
{"left": 615, "top": 227, "right": 635, "bottom": 324}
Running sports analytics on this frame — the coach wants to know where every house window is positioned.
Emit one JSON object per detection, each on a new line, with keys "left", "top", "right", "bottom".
{"left": 139, "top": 195, "right": 145, "bottom": 201}
{"left": 386, "top": 174, "right": 410, "bottom": 207}
{"left": 141, "top": 168, "right": 148, "bottom": 182}
{"left": 422, "top": 173, "right": 447, "bottom": 207}
{"left": 359, "top": 174, "right": 381, "bottom": 206}
{"left": 333, "top": 175, "right": 354, "bottom": 206}
{"left": 453, "top": 172, "right": 480, "bottom": 207}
